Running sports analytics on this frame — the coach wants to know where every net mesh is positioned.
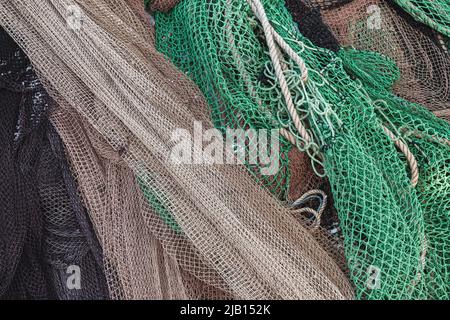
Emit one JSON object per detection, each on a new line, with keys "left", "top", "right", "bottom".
{"left": 155, "top": 0, "right": 450, "bottom": 299}
{"left": 307, "top": 0, "right": 450, "bottom": 118}
{"left": 287, "top": 0, "right": 450, "bottom": 298}
{"left": 0, "top": 28, "right": 109, "bottom": 300}
{"left": 147, "top": 0, "right": 180, "bottom": 12}
{"left": 0, "top": 0, "right": 353, "bottom": 299}
{"left": 391, "top": 0, "right": 450, "bottom": 38}
{"left": 51, "top": 105, "right": 234, "bottom": 300}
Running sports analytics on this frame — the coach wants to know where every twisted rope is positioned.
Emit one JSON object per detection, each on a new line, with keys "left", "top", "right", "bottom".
{"left": 289, "top": 189, "right": 327, "bottom": 230}
{"left": 383, "top": 125, "right": 419, "bottom": 187}
{"left": 247, "top": 0, "right": 311, "bottom": 145}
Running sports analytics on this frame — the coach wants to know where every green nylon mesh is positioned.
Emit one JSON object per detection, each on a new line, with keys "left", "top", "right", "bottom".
{"left": 392, "top": 0, "right": 450, "bottom": 37}
{"left": 340, "top": 48, "right": 450, "bottom": 298}
{"left": 155, "top": 0, "right": 449, "bottom": 299}
{"left": 157, "top": 1, "right": 294, "bottom": 200}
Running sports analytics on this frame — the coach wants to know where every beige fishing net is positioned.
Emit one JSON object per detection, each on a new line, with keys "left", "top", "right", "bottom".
{"left": 51, "top": 106, "right": 232, "bottom": 300}
{"left": 311, "top": 0, "right": 450, "bottom": 118}
{"left": 0, "top": 0, "right": 353, "bottom": 299}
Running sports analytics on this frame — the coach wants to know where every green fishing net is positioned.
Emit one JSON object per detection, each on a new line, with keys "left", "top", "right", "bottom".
{"left": 157, "top": 2, "right": 295, "bottom": 200}
{"left": 155, "top": 0, "right": 450, "bottom": 299}
{"left": 340, "top": 48, "right": 450, "bottom": 298}
{"left": 392, "top": 0, "right": 450, "bottom": 37}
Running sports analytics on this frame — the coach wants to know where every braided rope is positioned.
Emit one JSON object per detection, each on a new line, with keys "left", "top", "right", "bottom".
{"left": 248, "top": 0, "right": 423, "bottom": 187}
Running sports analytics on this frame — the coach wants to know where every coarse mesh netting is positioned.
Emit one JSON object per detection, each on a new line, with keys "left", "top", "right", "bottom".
{"left": 0, "top": 28, "right": 109, "bottom": 300}
{"left": 391, "top": 0, "right": 450, "bottom": 38}
{"left": 0, "top": 0, "right": 353, "bottom": 299}
{"left": 307, "top": 0, "right": 450, "bottom": 118}
{"left": 150, "top": 0, "right": 339, "bottom": 218}
{"left": 155, "top": 0, "right": 450, "bottom": 299}
{"left": 288, "top": 0, "right": 450, "bottom": 298}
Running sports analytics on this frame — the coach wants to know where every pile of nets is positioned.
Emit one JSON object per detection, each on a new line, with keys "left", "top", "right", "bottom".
{"left": 155, "top": 0, "right": 450, "bottom": 299}
{"left": 0, "top": 0, "right": 353, "bottom": 300}
{"left": 0, "top": 27, "right": 109, "bottom": 300}
{"left": 306, "top": 0, "right": 450, "bottom": 120}
{"left": 0, "top": 0, "right": 448, "bottom": 300}
{"left": 391, "top": 0, "right": 449, "bottom": 38}
{"left": 287, "top": 0, "right": 450, "bottom": 298}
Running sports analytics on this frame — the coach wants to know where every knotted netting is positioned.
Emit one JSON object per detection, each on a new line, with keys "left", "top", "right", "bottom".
{"left": 286, "top": 0, "right": 450, "bottom": 298}
{"left": 391, "top": 0, "right": 450, "bottom": 38}
{"left": 155, "top": 0, "right": 450, "bottom": 299}
{"left": 0, "top": 28, "right": 109, "bottom": 300}
{"left": 290, "top": 0, "right": 450, "bottom": 298}
{"left": 308, "top": 0, "right": 352, "bottom": 10}
{"left": 307, "top": 0, "right": 450, "bottom": 119}
{"left": 0, "top": 0, "right": 353, "bottom": 299}
{"left": 51, "top": 105, "right": 233, "bottom": 299}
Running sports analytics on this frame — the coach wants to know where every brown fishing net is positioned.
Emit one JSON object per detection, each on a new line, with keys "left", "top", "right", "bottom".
{"left": 51, "top": 106, "right": 232, "bottom": 300}
{"left": 0, "top": 0, "right": 353, "bottom": 299}
{"left": 309, "top": 0, "right": 450, "bottom": 118}
{"left": 149, "top": 0, "right": 181, "bottom": 12}
{"left": 310, "top": 0, "right": 352, "bottom": 10}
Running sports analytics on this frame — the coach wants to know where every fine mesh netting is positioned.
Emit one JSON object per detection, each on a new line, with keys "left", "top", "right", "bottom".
{"left": 154, "top": 0, "right": 450, "bottom": 299}
{"left": 147, "top": 0, "right": 180, "bottom": 12}
{"left": 308, "top": 0, "right": 352, "bottom": 10}
{"left": 391, "top": 0, "right": 450, "bottom": 38}
{"left": 1, "top": 0, "right": 448, "bottom": 300}
{"left": 0, "top": 28, "right": 109, "bottom": 300}
{"left": 307, "top": 0, "right": 450, "bottom": 118}
{"left": 0, "top": 0, "right": 354, "bottom": 299}
{"left": 51, "top": 105, "right": 232, "bottom": 299}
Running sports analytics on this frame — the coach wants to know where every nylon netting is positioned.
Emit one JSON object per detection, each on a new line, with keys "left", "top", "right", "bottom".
{"left": 289, "top": 0, "right": 450, "bottom": 298}
{"left": 155, "top": 0, "right": 450, "bottom": 299}
{"left": 0, "top": 0, "right": 353, "bottom": 299}
{"left": 307, "top": 0, "right": 450, "bottom": 119}
{"left": 0, "top": 28, "right": 109, "bottom": 300}
{"left": 391, "top": 0, "right": 450, "bottom": 38}
{"left": 51, "top": 106, "right": 232, "bottom": 299}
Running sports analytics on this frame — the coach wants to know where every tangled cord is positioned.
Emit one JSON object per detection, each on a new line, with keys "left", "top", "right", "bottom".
{"left": 248, "top": 0, "right": 422, "bottom": 186}
{"left": 289, "top": 189, "right": 327, "bottom": 230}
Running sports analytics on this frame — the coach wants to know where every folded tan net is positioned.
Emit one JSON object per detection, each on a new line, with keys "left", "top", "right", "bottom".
{"left": 0, "top": 0, "right": 353, "bottom": 299}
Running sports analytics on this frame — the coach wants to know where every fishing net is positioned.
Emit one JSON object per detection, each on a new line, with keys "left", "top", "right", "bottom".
{"left": 155, "top": 0, "right": 450, "bottom": 299}
{"left": 147, "top": 0, "right": 180, "bottom": 12}
{"left": 0, "top": 0, "right": 353, "bottom": 299}
{"left": 51, "top": 105, "right": 232, "bottom": 300}
{"left": 0, "top": 28, "right": 109, "bottom": 300}
{"left": 391, "top": 0, "right": 450, "bottom": 38}
{"left": 287, "top": 0, "right": 450, "bottom": 298}
{"left": 307, "top": 0, "right": 450, "bottom": 117}
{"left": 309, "top": 0, "right": 352, "bottom": 10}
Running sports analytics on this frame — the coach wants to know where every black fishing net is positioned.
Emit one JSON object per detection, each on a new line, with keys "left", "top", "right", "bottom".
{"left": 0, "top": 27, "right": 109, "bottom": 300}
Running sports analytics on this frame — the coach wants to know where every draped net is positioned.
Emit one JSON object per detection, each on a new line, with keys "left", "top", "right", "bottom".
{"left": 155, "top": 0, "right": 450, "bottom": 299}
{"left": 0, "top": 0, "right": 353, "bottom": 299}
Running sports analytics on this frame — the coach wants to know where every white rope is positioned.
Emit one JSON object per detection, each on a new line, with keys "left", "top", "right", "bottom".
{"left": 246, "top": 0, "right": 311, "bottom": 145}
{"left": 383, "top": 125, "right": 419, "bottom": 187}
